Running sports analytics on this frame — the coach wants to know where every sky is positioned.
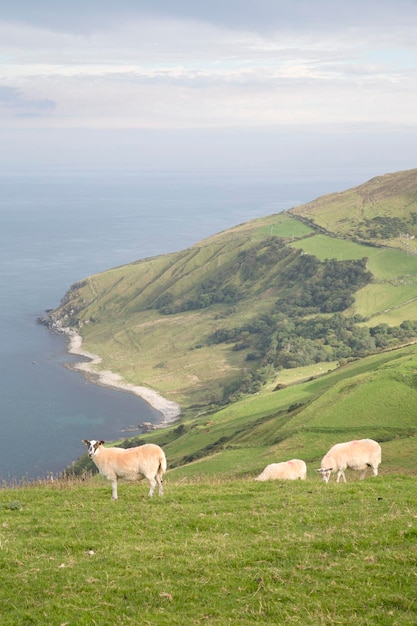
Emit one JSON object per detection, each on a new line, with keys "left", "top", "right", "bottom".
{"left": 1, "top": 0, "right": 417, "bottom": 174}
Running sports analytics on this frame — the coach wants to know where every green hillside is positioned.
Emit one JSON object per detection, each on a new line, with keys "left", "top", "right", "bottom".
{"left": 48, "top": 170, "right": 417, "bottom": 407}
{"left": 43, "top": 168, "right": 417, "bottom": 479}
{"left": 102, "top": 342, "right": 415, "bottom": 482}
{"left": 290, "top": 167, "right": 417, "bottom": 254}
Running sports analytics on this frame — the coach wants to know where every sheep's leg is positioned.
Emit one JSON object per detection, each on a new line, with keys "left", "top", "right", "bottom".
{"left": 336, "top": 470, "right": 346, "bottom": 483}
{"left": 156, "top": 474, "right": 164, "bottom": 496}
{"left": 371, "top": 465, "right": 378, "bottom": 477}
{"left": 148, "top": 476, "right": 156, "bottom": 497}
{"left": 111, "top": 479, "right": 118, "bottom": 500}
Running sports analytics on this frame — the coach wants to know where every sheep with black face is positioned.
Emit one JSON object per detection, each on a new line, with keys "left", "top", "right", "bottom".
{"left": 82, "top": 439, "right": 167, "bottom": 500}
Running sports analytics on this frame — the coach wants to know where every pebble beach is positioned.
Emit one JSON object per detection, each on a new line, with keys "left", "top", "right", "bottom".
{"left": 67, "top": 332, "right": 181, "bottom": 427}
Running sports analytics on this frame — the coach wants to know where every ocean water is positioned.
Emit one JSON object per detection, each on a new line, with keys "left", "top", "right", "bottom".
{"left": 0, "top": 167, "right": 371, "bottom": 481}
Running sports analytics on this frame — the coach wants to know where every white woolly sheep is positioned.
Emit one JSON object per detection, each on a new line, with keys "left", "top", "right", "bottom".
{"left": 255, "top": 459, "right": 307, "bottom": 481}
{"left": 317, "top": 438, "right": 381, "bottom": 483}
{"left": 82, "top": 439, "right": 167, "bottom": 499}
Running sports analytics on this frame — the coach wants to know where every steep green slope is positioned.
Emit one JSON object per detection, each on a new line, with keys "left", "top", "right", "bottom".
{"left": 150, "top": 342, "right": 417, "bottom": 480}
{"left": 49, "top": 169, "right": 417, "bottom": 413}
{"left": 290, "top": 167, "right": 417, "bottom": 253}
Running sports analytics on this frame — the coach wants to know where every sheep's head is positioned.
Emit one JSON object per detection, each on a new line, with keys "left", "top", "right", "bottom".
{"left": 82, "top": 439, "right": 105, "bottom": 457}
{"left": 316, "top": 467, "right": 333, "bottom": 483}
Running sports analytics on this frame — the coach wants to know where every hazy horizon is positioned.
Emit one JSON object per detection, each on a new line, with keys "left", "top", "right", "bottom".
{"left": 1, "top": 1, "right": 416, "bottom": 175}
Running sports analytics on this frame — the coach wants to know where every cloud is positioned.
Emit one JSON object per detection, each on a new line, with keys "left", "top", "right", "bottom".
{"left": 0, "top": 1, "right": 417, "bottom": 171}
{"left": 2, "top": 0, "right": 417, "bottom": 34}
{"left": 0, "top": 86, "right": 56, "bottom": 116}
{"left": 0, "top": 86, "right": 20, "bottom": 103}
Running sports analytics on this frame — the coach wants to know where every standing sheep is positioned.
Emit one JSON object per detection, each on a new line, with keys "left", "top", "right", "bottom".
{"left": 317, "top": 438, "right": 381, "bottom": 483}
{"left": 82, "top": 439, "right": 167, "bottom": 499}
{"left": 255, "top": 459, "right": 307, "bottom": 481}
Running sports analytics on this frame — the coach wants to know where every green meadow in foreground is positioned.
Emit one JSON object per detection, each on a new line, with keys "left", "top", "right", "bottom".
{"left": 1, "top": 475, "right": 416, "bottom": 625}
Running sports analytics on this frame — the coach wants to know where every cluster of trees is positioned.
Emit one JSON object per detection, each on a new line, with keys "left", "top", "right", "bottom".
{"left": 358, "top": 216, "right": 415, "bottom": 239}
{"left": 211, "top": 315, "right": 417, "bottom": 403}
{"left": 208, "top": 253, "right": 375, "bottom": 370}
{"left": 155, "top": 245, "right": 372, "bottom": 317}
{"left": 151, "top": 236, "right": 415, "bottom": 404}
{"left": 275, "top": 256, "right": 372, "bottom": 314}
{"left": 210, "top": 312, "right": 417, "bottom": 367}
{"left": 235, "top": 239, "right": 294, "bottom": 281}
{"left": 154, "top": 238, "right": 295, "bottom": 314}
{"left": 155, "top": 283, "right": 240, "bottom": 314}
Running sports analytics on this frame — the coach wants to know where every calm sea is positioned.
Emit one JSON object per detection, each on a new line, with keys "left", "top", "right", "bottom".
{"left": 0, "top": 167, "right": 372, "bottom": 480}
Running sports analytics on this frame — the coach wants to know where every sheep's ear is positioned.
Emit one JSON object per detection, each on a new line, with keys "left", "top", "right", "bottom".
{"left": 98, "top": 440, "right": 105, "bottom": 446}
{"left": 82, "top": 439, "right": 89, "bottom": 445}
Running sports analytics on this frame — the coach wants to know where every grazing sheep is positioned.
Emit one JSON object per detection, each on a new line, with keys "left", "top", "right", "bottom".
{"left": 82, "top": 439, "right": 167, "bottom": 499}
{"left": 317, "top": 438, "right": 381, "bottom": 483}
{"left": 255, "top": 459, "right": 307, "bottom": 481}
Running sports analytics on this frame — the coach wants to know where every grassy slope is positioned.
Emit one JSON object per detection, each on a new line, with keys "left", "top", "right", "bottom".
{"left": 1, "top": 476, "right": 417, "bottom": 625}
{"left": 51, "top": 180, "right": 417, "bottom": 408}
{"left": 49, "top": 168, "right": 417, "bottom": 479}
{"left": 56, "top": 226, "right": 287, "bottom": 406}
{"left": 154, "top": 342, "right": 417, "bottom": 481}
{"left": 290, "top": 234, "right": 417, "bottom": 322}
{"left": 290, "top": 167, "right": 417, "bottom": 253}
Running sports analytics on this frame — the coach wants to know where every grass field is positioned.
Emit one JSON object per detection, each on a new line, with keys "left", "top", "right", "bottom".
{"left": 290, "top": 233, "right": 417, "bottom": 321}
{"left": 138, "top": 343, "right": 417, "bottom": 484}
{"left": 289, "top": 168, "right": 417, "bottom": 239}
{"left": 1, "top": 475, "right": 417, "bottom": 625}
{"left": 291, "top": 234, "right": 373, "bottom": 262}
{"left": 291, "top": 234, "right": 417, "bottom": 279}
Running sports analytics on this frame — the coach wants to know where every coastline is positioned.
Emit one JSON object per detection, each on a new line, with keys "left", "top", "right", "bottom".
{"left": 67, "top": 331, "right": 181, "bottom": 428}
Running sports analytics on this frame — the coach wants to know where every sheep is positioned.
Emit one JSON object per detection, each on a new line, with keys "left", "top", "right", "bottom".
{"left": 82, "top": 439, "right": 167, "bottom": 500}
{"left": 317, "top": 438, "right": 381, "bottom": 483}
{"left": 255, "top": 459, "right": 307, "bottom": 481}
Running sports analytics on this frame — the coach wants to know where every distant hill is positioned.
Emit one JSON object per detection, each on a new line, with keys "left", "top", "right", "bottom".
{"left": 49, "top": 168, "right": 417, "bottom": 413}
{"left": 290, "top": 167, "right": 417, "bottom": 254}
{"left": 47, "top": 168, "right": 417, "bottom": 478}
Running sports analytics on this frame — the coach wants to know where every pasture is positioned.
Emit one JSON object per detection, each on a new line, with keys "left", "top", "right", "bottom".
{"left": 291, "top": 234, "right": 372, "bottom": 262}
{"left": 154, "top": 343, "right": 417, "bottom": 481}
{"left": 290, "top": 234, "right": 417, "bottom": 322}
{"left": 0, "top": 475, "right": 416, "bottom": 625}
{"left": 291, "top": 234, "right": 417, "bottom": 280}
